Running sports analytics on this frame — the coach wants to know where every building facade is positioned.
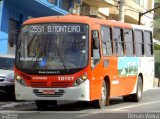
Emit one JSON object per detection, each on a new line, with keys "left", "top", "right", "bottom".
{"left": 81, "top": 0, "right": 154, "bottom": 26}
{"left": 154, "top": 0, "right": 160, "bottom": 40}
{"left": 0, "top": 0, "right": 155, "bottom": 54}
{"left": 0, "top": 0, "right": 74, "bottom": 54}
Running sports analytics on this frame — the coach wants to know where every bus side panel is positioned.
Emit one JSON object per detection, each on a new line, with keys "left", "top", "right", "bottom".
{"left": 90, "top": 59, "right": 104, "bottom": 101}
{"left": 102, "top": 57, "right": 121, "bottom": 97}
{"left": 109, "top": 57, "right": 138, "bottom": 97}
{"left": 138, "top": 57, "right": 154, "bottom": 91}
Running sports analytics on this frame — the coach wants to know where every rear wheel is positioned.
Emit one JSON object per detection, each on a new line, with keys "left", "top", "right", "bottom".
{"left": 132, "top": 76, "right": 143, "bottom": 102}
{"left": 92, "top": 80, "right": 109, "bottom": 109}
{"left": 123, "top": 95, "right": 132, "bottom": 102}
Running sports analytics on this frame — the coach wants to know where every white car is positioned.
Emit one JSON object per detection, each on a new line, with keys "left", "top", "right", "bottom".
{"left": 0, "top": 54, "right": 15, "bottom": 95}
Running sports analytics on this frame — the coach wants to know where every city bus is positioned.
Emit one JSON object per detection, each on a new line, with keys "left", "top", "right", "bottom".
{"left": 14, "top": 14, "right": 154, "bottom": 109}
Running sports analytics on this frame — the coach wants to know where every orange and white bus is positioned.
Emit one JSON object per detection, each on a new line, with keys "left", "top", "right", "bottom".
{"left": 14, "top": 14, "right": 154, "bottom": 109}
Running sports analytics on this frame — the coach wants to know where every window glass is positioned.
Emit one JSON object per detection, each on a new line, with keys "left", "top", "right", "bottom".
{"left": 113, "top": 28, "right": 124, "bottom": 56}
{"left": 59, "top": 0, "right": 70, "bottom": 11}
{"left": 16, "top": 23, "right": 89, "bottom": 74}
{"left": 91, "top": 30, "right": 100, "bottom": 68}
{"left": 124, "top": 29, "right": 134, "bottom": 56}
{"left": 101, "top": 26, "right": 112, "bottom": 56}
{"left": 0, "top": 57, "right": 14, "bottom": 70}
{"left": 48, "top": 0, "right": 57, "bottom": 5}
{"left": 144, "top": 31, "right": 153, "bottom": 56}
{"left": 134, "top": 30, "right": 143, "bottom": 56}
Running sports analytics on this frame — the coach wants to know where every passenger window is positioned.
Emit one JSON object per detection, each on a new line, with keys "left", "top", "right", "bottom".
{"left": 101, "top": 26, "right": 112, "bottom": 56}
{"left": 124, "top": 29, "right": 134, "bottom": 56}
{"left": 144, "top": 31, "right": 153, "bottom": 56}
{"left": 113, "top": 28, "right": 124, "bottom": 56}
{"left": 134, "top": 30, "right": 144, "bottom": 56}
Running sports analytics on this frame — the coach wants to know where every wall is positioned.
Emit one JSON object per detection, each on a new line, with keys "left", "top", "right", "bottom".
{"left": 0, "top": 0, "right": 29, "bottom": 54}
{"left": 0, "top": 0, "right": 70, "bottom": 54}
{"left": 0, "top": 0, "right": 2, "bottom": 29}
{"left": 155, "top": 50, "right": 160, "bottom": 78}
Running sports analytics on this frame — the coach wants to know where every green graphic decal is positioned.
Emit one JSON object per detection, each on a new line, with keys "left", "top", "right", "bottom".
{"left": 118, "top": 57, "right": 138, "bottom": 77}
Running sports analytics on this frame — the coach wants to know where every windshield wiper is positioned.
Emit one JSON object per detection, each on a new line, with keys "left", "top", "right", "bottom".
{"left": 55, "top": 37, "right": 69, "bottom": 71}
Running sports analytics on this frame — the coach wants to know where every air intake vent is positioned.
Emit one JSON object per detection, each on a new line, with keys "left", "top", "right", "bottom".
{"left": 0, "top": 76, "right": 6, "bottom": 82}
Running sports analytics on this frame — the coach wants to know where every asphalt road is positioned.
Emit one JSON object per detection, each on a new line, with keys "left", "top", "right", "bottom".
{"left": 0, "top": 88, "right": 160, "bottom": 119}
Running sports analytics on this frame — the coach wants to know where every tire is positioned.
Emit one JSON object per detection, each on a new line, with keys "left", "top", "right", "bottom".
{"left": 123, "top": 95, "right": 132, "bottom": 102}
{"left": 131, "top": 76, "right": 143, "bottom": 102}
{"left": 92, "top": 80, "right": 109, "bottom": 109}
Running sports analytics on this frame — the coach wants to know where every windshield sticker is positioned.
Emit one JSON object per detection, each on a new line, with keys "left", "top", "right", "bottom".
{"left": 20, "top": 57, "right": 42, "bottom": 62}
{"left": 29, "top": 25, "right": 84, "bottom": 33}
{"left": 29, "top": 53, "right": 36, "bottom": 57}
{"left": 39, "top": 58, "right": 47, "bottom": 67}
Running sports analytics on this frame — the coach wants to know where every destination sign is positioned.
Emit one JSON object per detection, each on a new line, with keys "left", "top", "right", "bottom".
{"left": 29, "top": 24, "right": 86, "bottom": 33}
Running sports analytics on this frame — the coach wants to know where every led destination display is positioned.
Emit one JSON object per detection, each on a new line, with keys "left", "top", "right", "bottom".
{"left": 29, "top": 24, "right": 85, "bottom": 33}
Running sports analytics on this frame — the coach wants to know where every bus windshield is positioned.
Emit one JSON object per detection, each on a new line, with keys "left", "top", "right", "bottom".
{"left": 16, "top": 23, "right": 89, "bottom": 74}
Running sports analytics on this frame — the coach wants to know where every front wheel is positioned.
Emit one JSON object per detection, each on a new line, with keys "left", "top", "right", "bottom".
{"left": 92, "top": 81, "right": 109, "bottom": 109}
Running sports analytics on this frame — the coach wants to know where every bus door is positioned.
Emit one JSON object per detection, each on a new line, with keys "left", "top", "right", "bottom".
{"left": 90, "top": 29, "right": 103, "bottom": 100}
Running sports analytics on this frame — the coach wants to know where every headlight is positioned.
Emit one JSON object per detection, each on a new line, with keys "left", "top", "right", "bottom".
{"left": 7, "top": 74, "right": 14, "bottom": 82}
{"left": 73, "top": 74, "right": 88, "bottom": 86}
{"left": 15, "top": 75, "right": 27, "bottom": 86}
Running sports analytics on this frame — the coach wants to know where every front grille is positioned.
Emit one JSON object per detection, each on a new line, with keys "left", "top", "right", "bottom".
{"left": 33, "top": 89, "right": 65, "bottom": 97}
{"left": 51, "top": 82, "right": 70, "bottom": 88}
{"left": 0, "top": 76, "right": 6, "bottom": 82}
{"left": 30, "top": 82, "right": 47, "bottom": 88}
{"left": 29, "top": 82, "right": 70, "bottom": 88}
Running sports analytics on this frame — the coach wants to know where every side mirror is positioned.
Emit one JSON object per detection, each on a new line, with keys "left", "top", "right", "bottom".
{"left": 92, "top": 30, "right": 99, "bottom": 49}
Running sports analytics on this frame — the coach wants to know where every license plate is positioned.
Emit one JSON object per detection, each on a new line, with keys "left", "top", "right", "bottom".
{"left": 43, "top": 90, "right": 55, "bottom": 94}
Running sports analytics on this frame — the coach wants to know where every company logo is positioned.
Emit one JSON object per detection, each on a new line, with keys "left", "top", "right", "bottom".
{"left": 32, "top": 77, "right": 47, "bottom": 80}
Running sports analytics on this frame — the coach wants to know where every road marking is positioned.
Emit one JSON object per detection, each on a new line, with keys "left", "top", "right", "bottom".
{"left": 0, "top": 110, "right": 39, "bottom": 113}
{"left": 77, "top": 113, "right": 99, "bottom": 118}
{"left": 112, "top": 100, "right": 160, "bottom": 111}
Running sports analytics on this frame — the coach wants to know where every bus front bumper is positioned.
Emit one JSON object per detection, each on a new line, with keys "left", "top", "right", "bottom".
{"left": 15, "top": 80, "right": 90, "bottom": 101}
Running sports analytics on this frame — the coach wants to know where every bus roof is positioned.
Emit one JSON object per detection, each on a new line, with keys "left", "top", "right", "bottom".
{"left": 131, "top": 24, "right": 152, "bottom": 31}
{"left": 23, "top": 14, "right": 131, "bottom": 28}
{"left": 23, "top": 14, "right": 152, "bottom": 30}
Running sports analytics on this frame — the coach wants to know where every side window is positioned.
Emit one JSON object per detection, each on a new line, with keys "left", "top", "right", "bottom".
{"left": 134, "top": 30, "right": 143, "bottom": 56}
{"left": 101, "top": 26, "right": 112, "bottom": 56}
{"left": 91, "top": 30, "right": 100, "bottom": 68}
{"left": 113, "top": 28, "right": 124, "bottom": 56}
{"left": 124, "top": 29, "right": 134, "bottom": 56}
{"left": 144, "top": 31, "right": 153, "bottom": 56}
